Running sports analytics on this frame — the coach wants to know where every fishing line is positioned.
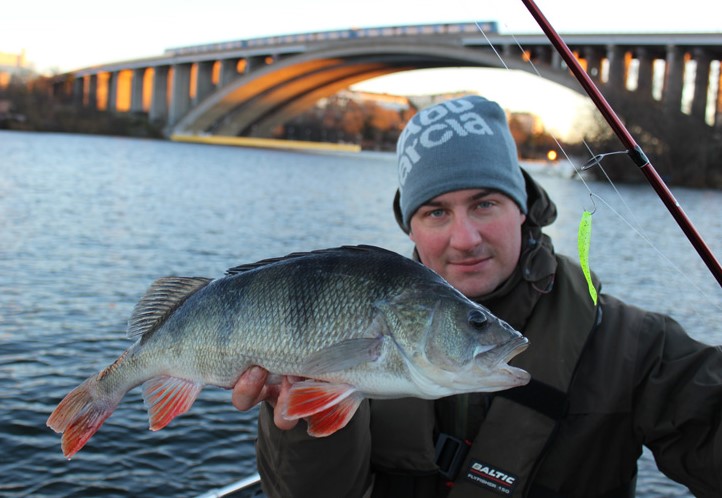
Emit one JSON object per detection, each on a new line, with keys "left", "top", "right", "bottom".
{"left": 577, "top": 188, "right": 722, "bottom": 312}
{"left": 478, "top": 24, "right": 597, "bottom": 195}
{"left": 473, "top": 20, "right": 722, "bottom": 308}
{"left": 475, "top": 23, "right": 510, "bottom": 70}
{"left": 521, "top": 0, "right": 722, "bottom": 287}
{"left": 478, "top": 22, "right": 602, "bottom": 303}
{"left": 581, "top": 145, "right": 636, "bottom": 220}
{"left": 573, "top": 82, "right": 722, "bottom": 306}
{"left": 581, "top": 144, "right": 722, "bottom": 311}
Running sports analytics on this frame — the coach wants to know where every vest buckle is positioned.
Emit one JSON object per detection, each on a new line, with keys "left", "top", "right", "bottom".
{"left": 434, "top": 433, "right": 470, "bottom": 481}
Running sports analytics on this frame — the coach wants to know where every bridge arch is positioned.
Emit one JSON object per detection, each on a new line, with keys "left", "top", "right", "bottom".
{"left": 172, "top": 41, "right": 582, "bottom": 137}
{"left": 55, "top": 26, "right": 722, "bottom": 137}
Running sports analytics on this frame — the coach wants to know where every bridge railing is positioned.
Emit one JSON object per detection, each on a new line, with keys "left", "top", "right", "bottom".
{"left": 164, "top": 21, "right": 499, "bottom": 57}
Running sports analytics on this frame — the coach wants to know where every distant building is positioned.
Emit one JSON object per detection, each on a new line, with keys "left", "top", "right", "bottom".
{"left": 408, "top": 91, "right": 479, "bottom": 110}
{"left": 508, "top": 111, "right": 545, "bottom": 135}
{"left": 336, "top": 89, "right": 411, "bottom": 111}
{"left": 0, "top": 50, "right": 34, "bottom": 87}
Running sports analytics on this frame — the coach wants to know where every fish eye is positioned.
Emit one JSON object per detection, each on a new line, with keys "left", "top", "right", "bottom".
{"left": 468, "top": 309, "right": 488, "bottom": 330}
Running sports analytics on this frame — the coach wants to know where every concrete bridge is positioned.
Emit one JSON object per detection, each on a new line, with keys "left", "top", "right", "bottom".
{"left": 53, "top": 22, "right": 722, "bottom": 138}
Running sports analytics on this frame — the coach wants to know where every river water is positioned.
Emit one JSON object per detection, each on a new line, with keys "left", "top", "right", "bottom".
{"left": 1, "top": 130, "right": 720, "bottom": 497}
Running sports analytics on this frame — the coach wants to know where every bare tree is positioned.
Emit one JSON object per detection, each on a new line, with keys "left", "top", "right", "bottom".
{"left": 581, "top": 89, "right": 722, "bottom": 188}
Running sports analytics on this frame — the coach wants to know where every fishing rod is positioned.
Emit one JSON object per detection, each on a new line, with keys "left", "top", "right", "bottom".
{"left": 520, "top": 0, "right": 722, "bottom": 288}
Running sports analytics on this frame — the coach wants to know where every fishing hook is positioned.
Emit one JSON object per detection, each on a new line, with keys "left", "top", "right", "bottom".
{"left": 586, "top": 193, "right": 598, "bottom": 215}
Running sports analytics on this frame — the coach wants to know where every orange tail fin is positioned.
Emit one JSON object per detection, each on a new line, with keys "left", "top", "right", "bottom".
{"left": 46, "top": 377, "right": 119, "bottom": 459}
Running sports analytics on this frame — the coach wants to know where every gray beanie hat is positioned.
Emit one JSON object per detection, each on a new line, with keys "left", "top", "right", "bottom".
{"left": 396, "top": 95, "right": 528, "bottom": 230}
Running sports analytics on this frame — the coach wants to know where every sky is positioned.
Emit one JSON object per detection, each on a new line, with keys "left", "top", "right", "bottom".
{"left": 2, "top": 0, "right": 720, "bottom": 138}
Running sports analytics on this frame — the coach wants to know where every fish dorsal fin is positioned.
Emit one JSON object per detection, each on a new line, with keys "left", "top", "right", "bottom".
{"left": 225, "top": 253, "right": 309, "bottom": 275}
{"left": 128, "top": 277, "right": 212, "bottom": 338}
{"left": 224, "top": 245, "right": 397, "bottom": 276}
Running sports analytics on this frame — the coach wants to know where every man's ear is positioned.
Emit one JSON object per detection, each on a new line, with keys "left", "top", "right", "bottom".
{"left": 392, "top": 189, "right": 410, "bottom": 234}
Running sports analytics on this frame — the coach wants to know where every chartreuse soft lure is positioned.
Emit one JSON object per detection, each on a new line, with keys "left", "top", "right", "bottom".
{"left": 577, "top": 210, "right": 598, "bottom": 305}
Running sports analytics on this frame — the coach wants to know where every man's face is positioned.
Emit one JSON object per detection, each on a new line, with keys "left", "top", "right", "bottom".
{"left": 409, "top": 188, "right": 526, "bottom": 299}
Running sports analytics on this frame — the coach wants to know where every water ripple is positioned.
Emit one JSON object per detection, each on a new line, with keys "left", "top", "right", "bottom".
{"left": 1, "top": 131, "right": 717, "bottom": 497}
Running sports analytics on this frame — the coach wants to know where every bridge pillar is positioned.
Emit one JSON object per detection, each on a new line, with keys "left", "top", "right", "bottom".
{"left": 150, "top": 65, "right": 169, "bottom": 124}
{"left": 663, "top": 45, "right": 685, "bottom": 113}
{"left": 501, "top": 44, "right": 515, "bottom": 64}
{"left": 691, "top": 48, "right": 711, "bottom": 122}
{"left": 219, "top": 58, "right": 239, "bottom": 86}
{"left": 551, "top": 50, "right": 562, "bottom": 70}
{"left": 72, "top": 77, "right": 84, "bottom": 106}
{"left": 88, "top": 74, "right": 98, "bottom": 110}
{"left": 130, "top": 68, "right": 145, "bottom": 113}
{"left": 634, "top": 47, "right": 654, "bottom": 99}
{"left": 716, "top": 69, "right": 722, "bottom": 128}
{"left": 533, "top": 46, "right": 552, "bottom": 66}
{"left": 606, "top": 44, "right": 627, "bottom": 91}
{"left": 194, "top": 61, "right": 215, "bottom": 104}
{"left": 246, "top": 56, "right": 266, "bottom": 72}
{"left": 169, "top": 63, "right": 192, "bottom": 126}
{"left": 583, "top": 47, "right": 602, "bottom": 81}
{"left": 107, "top": 71, "right": 118, "bottom": 112}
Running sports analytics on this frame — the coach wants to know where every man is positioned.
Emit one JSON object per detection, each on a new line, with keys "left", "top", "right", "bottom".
{"left": 232, "top": 96, "right": 722, "bottom": 497}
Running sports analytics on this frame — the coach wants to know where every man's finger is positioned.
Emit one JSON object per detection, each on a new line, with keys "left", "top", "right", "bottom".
{"left": 273, "top": 376, "right": 300, "bottom": 430}
{"left": 231, "top": 366, "right": 269, "bottom": 411}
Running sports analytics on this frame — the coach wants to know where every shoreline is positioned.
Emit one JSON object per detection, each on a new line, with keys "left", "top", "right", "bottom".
{"left": 170, "top": 134, "right": 361, "bottom": 153}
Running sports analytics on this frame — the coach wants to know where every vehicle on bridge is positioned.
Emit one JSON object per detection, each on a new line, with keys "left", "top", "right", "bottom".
{"left": 164, "top": 21, "right": 499, "bottom": 56}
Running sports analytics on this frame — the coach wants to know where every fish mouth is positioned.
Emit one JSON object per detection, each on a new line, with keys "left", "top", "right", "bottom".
{"left": 476, "top": 335, "right": 529, "bottom": 366}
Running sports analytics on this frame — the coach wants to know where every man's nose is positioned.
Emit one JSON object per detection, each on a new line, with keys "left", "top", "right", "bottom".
{"left": 449, "top": 214, "right": 482, "bottom": 250}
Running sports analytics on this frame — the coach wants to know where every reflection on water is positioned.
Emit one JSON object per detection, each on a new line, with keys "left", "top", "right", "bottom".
{"left": 1, "top": 131, "right": 719, "bottom": 497}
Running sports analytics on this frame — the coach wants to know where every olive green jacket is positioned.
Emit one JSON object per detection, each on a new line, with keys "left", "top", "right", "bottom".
{"left": 255, "top": 175, "right": 722, "bottom": 497}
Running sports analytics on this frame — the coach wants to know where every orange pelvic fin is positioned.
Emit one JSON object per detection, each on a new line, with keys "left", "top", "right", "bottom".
{"left": 46, "top": 376, "right": 118, "bottom": 459}
{"left": 142, "top": 376, "right": 203, "bottom": 431}
{"left": 284, "top": 381, "right": 364, "bottom": 437}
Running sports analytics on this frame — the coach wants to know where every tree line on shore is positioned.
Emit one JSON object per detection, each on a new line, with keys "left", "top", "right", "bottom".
{"left": 1, "top": 76, "right": 720, "bottom": 188}
{"left": 277, "top": 92, "right": 563, "bottom": 163}
{"left": 580, "top": 88, "right": 722, "bottom": 188}
{"left": 0, "top": 77, "right": 163, "bottom": 138}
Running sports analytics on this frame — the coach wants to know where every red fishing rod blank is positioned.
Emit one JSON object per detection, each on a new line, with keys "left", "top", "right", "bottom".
{"left": 520, "top": 0, "right": 722, "bottom": 287}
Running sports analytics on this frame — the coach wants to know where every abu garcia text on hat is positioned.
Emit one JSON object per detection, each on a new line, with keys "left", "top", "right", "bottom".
{"left": 398, "top": 98, "right": 496, "bottom": 187}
